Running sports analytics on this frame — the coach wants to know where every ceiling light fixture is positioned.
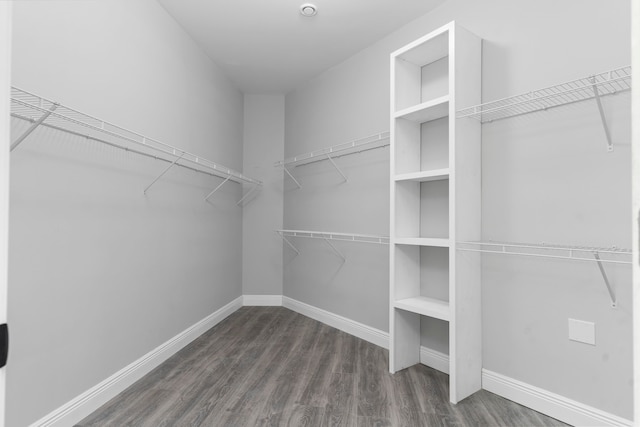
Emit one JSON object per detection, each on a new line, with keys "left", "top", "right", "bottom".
{"left": 300, "top": 3, "right": 318, "bottom": 17}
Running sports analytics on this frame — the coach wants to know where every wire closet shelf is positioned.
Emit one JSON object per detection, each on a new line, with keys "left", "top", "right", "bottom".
{"left": 276, "top": 229, "right": 389, "bottom": 262}
{"left": 456, "top": 66, "right": 631, "bottom": 123}
{"left": 10, "top": 87, "right": 262, "bottom": 191}
{"left": 456, "top": 241, "right": 631, "bottom": 265}
{"left": 277, "top": 229, "right": 389, "bottom": 245}
{"left": 275, "top": 132, "right": 390, "bottom": 168}
{"left": 457, "top": 241, "right": 631, "bottom": 307}
{"left": 275, "top": 132, "right": 390, "bottom": 187}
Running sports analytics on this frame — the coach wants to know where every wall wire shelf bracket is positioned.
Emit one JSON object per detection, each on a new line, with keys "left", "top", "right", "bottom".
{"left": 10, "top": 102, "right": 59, "bottom": 152}
{"left": 276, "top": 229, "right": 389, "bottom": 261}
{"left": 456, "top": 66, "right": 631, "bottom": 152}
{"left": 10, "top": 86, "right": 262, "bottom": 202}
{"left": 275, "top": 131, "right": 390, "bottom": 187}
{"left": 144, "top": 151, "right": 185, "bottom": 194}
{"left": 457, "top": 241, "right": 632, "bottom": 308}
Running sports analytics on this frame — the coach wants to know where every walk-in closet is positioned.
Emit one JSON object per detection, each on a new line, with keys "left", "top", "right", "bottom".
{"left": 0, "top": 1, "right": 638, "bottom": 426}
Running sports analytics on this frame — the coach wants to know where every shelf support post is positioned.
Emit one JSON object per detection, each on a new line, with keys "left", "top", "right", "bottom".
{"left": 589, "top": 77, "right": 614, "bottom": 152}
{"left": 204, "top": 175, "right": 231, "bottom": 201}
{"left": 143, "top": 152, "right": 185, "bottom": 194}
{"left": 323, "top": 238, "right": 346, "bottom": 262}
{"left": 277, "top": 232, "right": 299, "bottom": 256}
{"left": 326, "top": 154, "right": 348, "bottom": 182}
{"left": 10, "top": 103, "right": 59, "bottom": 152}
{"left": 593, "top": 251, "right": 616, "bottom": 308}
{"left": 236, "top": 183, "right": 260, "bottom": 206}
{"left": 283, "top": 166, "right": 301, "bottom": 189}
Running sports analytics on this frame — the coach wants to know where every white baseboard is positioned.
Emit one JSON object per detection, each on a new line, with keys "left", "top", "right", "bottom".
{"left": 30, "top": 296, "right": 243, "bottom": 427}
{"left": 420, "top": 346, "right": 449, "bottom": 374}
{"left": 243, "top": 294, "right": 283, "bottom": 306}
{"left": 482, "top": 369, "right": 633, "bottom": 427}
{"left": 282, "top": 296, "right": 388, "bottom": 349}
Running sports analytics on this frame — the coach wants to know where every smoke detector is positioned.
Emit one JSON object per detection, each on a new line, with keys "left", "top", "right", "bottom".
{"left": 300, "top": 3, "right": 318, "bottom": 17}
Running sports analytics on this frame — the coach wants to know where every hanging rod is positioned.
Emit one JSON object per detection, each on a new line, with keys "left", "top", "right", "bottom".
{"left": 275, "top": 131, "right": 390, "bottom": 188}
{"left": 456, "top": 66, "right": 631, "bottom": 151}
{"left": 276, "top": 229, "right": 389, "bottom": 262}
{"left": 10, "top": 87, "right": 262, "bottom": 198}
{"left": 457, "top": 241, "right": 632, "bottom": 308}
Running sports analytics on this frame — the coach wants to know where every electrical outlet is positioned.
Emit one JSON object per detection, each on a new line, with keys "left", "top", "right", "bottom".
{"left": 568, "top": 318, "right": 596, "bottom": 345}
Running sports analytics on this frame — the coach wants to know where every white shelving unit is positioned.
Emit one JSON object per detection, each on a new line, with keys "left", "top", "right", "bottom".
{"left": 275, "top": 131, "right": 390, "bottom": 187}
{"left": 10, "top": 87, "right": 262, "bottom": 203}
{"left": 389, "top": 21, "right": 482, "bottom": 404}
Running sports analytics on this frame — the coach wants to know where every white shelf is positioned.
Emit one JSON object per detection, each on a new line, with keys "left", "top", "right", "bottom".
{"left": 277, "top": 229, "right": 389, "bottom": 245}
{"left": 394, "top": 237, "right": 450, "bottom": 247}
{"left": 10, "top": 87, "right": 262, "bottom": 189}
{"left": 457, "top": 241, "right": 632, "bottom": 265}
{"left": 395, "top": 169, "right": 450, "bottom": 182}
{"left": 456, "top": 66, "right": 631, "bottom": 123}
{"left": 394, "top": 296, "right": 450, "bottom": 321}
{"left": 275, "top": 131, "right": 390, "bottom": 168}
{"left": 277, "top": 229, "right": 389, "bottom": 263}
{"left": 394, "top": 96, "right": 449, "bottom": 123}
{"left": 457, "top": 240, "right": 631, "bottom": 308}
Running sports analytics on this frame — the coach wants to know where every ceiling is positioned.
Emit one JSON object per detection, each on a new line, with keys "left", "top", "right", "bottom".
{"left": 158, "top": 0, "right": 446, "bottom": 93}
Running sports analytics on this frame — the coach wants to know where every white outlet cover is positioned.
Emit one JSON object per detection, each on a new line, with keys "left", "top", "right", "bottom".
{"left": 568, "top": 318, "right": 596, "bottom": 345}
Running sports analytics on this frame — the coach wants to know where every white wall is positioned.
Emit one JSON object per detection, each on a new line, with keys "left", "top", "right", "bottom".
{"left": 0, "top": 3, "right": 12, "bottom": 427}
{"left": 242, "top": 95, "right": 285, "bottom": 297}
{"left": 284, "top": 0, "right": 632, "bottom": 419}
{"left": 8, "top": 1, "right": 244, "bottom": 425}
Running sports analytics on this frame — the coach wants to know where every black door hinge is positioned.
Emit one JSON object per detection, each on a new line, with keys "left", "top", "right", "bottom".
{"left": 0, "top": 324, "right": 7, "bottom": 368}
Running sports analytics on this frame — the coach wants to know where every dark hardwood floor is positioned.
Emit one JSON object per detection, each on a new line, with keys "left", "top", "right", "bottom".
{"left": 77, "top": 306, "right": 569, "bottom": 426}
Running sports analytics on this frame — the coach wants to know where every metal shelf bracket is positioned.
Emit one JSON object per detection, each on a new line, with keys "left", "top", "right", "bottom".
{"left": 204, "top": 175, "right": 231, "bottom": 201}
{"left": 589, "top": 76, "right": 614, "bottom": 152}
{"left": 236, "top": 183, "right": 260, "bottom": 206}
{"left": 592, "top": 251, "right": 616, "bottom": 308}
{"left": 323, "top": 238, "right": 346, "bottom": 262}
{"left": 144, "top": 152, "right": 185, "bottom": 194}
{"left": 326, "top": 154, "right": 348, "bottom": 183}
{"left": 283, "top": 166, "right": 302, "bottom": 189}
{"left": 276, "top": 231, "right": 300, "bottom": 256}
{"left": 10, "top": 103, "right": 59, "bottom": 152}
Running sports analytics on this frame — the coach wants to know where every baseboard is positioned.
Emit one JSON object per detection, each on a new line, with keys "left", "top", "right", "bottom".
{"left": 282, "top": 296, "right": 388, "bottom": 349}
{"left": 482, "top": 369, "right": 633, "bottom": 427}
{"left": 420, "top": 346, "right": 449, "bottom": 374}
{"left": 243, "top": 294, "right": 283, "bottom": 306}
{"left": 30, "top": 296, "right": 243, "bottom": 427}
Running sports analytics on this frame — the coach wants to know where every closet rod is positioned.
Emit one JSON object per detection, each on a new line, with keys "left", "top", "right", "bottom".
{"left": 10, "top": 87, "right": 262, "bottom": 188}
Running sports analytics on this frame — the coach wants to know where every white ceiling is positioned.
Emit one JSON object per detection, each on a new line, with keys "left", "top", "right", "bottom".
{"left": 158, "top": 0, "right": 446, "bottom": 93}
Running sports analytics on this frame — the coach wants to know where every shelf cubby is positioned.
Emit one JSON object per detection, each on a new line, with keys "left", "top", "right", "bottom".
{"left": 394, "top": 29, "right": 449, "bottom": 112}
{"left": 394, "top": 179, "right": 449, "bottom": 240}
{"left": 395, "top": 115, "right": 449, "bottom": 175}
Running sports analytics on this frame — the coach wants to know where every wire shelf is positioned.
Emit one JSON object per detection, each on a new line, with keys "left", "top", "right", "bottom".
{"left": 275, "top": 131, "right": 390, "bottom": 168}
{"left": 456, "top": 66, "right": 631, "bottom": 123}
{"left": 456, "top": 241, "right": 632, "bottom": 265}
{"left": 277, "top": 229, "right": 389, "bottom": 245}
{"left": 10, "top": 87, "right": 262, "bottom": 186}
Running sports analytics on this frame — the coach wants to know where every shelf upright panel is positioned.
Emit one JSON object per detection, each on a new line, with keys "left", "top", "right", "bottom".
{"left": 389, "top": 21, "right": 482, "bottom": 405}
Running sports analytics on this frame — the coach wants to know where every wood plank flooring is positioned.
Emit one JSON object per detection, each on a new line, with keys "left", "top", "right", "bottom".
{"left": 77, "top": 307, "right": 569, "bottom": 427}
